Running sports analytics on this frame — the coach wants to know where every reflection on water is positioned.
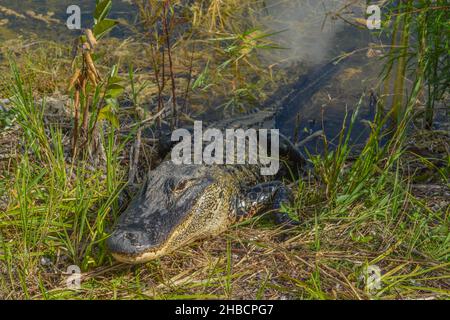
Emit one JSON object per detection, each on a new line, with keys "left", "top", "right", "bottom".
{"left": 275, "top": 42, "right": 383, "bottom": 154}
{"left": 0, "top": 0, "right": 136, "bottom": 40}
{"left": 265, "top": 0, "right": 385, "bottom": 153}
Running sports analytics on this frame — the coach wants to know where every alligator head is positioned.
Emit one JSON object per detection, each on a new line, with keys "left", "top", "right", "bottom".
{"left": 107, "top": 161, "right": 238, "bottom": 263}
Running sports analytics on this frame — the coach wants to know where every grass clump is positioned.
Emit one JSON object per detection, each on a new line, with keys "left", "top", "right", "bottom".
{"left": 0, "top": 62, "right": 126, "bottom": 298}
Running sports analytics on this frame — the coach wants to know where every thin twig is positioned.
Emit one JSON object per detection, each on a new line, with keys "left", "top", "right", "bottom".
{"left": 162, "top": 0, "right": 177, "bottom": 129}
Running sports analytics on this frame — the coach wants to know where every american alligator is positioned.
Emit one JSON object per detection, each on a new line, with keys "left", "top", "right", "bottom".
{"left": 106, "top": 61, "right": 344, "bottom": 264}
{"left": 106, "top": 19, "right": 383, "bottom": 263}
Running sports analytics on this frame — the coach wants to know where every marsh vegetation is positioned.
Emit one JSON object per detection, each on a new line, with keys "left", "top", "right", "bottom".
{"left": 0, "top": 0, "right": 448, "bottom": 299}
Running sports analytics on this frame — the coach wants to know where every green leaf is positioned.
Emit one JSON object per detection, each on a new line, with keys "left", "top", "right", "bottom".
{"left": 105, "top": 98, "right": 119, "bottom": 110}
{"left": 110, "top": 65, "right": 119, "bottom": 77}
{"left": 108, "top": 76, "right": 123, "bottom": 85}
{"left": 106, "top": 83, "right": 125, "bottom": 99}
{"left": 93, "top": 19, "right": 118, "bottom": 40}
{"left": 98, "top": 105, "right": 119, "bottom": 128}
{"left": 94, "top": 0, "right": 112, "bottom": 24}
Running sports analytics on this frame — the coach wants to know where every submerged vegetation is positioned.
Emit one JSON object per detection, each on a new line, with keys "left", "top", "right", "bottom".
{"left": 0, "top": 0, "right": 448, "bottom": 299}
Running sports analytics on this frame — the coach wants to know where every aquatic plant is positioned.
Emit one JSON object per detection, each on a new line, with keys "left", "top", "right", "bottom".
{"left": 67, "top": 0, "right": 124, "bottom": 160}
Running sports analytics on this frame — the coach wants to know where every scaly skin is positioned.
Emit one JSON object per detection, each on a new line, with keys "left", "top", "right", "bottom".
{"left": 107, "top": 161, "right": 268, "bottom": 264}
{"left": 107, "top": 62, "right": 339, "bottom": 264}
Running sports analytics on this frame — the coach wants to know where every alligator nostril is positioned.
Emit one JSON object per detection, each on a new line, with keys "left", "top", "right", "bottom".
{"left": 125, "top": 232, "right": 140, "bottom": 246}
{"left": 107, "top": 229, "right": 147, "bottom": 254}
{"left": 125, "top": 232, "right": 136, "bottom": 240}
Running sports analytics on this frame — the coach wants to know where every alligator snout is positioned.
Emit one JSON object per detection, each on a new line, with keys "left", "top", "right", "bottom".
{"left": 106, "top": 162, "right": 232, "bottom": 263}
{"left": 107, "top": 227, "right": 152, "bottom": 256}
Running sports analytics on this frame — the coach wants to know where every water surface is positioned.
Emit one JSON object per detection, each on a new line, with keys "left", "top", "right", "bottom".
{"left": 0, "top": 0, "right": 386, "bottom": 154}
{"left": 0, "top": 0, "right": 136, "bottom": 40}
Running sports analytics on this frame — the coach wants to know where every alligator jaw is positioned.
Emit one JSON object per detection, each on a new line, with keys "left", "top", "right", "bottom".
{"left": 108, "top": 191, "right": 231, "bottom": 264}
{"left": 108, "top": 215, "right": 195, "bottom": 264}
{"left": 107, "top": 162, "right": 241, "bottom": 264}
{"left": 110, "top": 247, "right": 168, "bottom": 264}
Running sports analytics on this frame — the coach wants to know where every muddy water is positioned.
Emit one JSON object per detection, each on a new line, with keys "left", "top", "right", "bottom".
{"left": 0, "top": 0, "right": 136, "bottom": 40}
{"left": 273, "top": 25, "right": 384, "bottom": 153}
{"left": 0, "top": 0, "right": 386, "bottom": 154}
{"left": 264, "top": 0, "right": 385, "bottom": 153}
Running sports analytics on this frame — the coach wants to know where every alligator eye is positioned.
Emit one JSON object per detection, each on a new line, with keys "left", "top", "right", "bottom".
{"left": 173, "top": 180, "right": 190, "bottom": 192}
